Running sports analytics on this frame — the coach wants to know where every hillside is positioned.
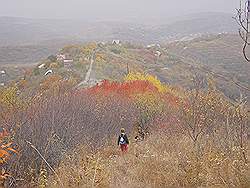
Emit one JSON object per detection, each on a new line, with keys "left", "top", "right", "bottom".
{"left": 155, "top": 12, "right": 237, "bottom": 42}
{"left": 0, "top": 33, "right": 249, "bottom": 187}
{"left": 0, "top": 55, "right": 249, "bottom": 187}
{"left": 0, "top": 13, "right": 236, "bottom": 46}
{"left": 0, "top": 17, "right": 149, "bottom": 46}
{"left": 0, "top": 13, "right": 238, "bottom": 66}
{"left": 0, "top": 40, "right": 82, "bottom": 65}
{"left": 164, "top": 34, "right": 250, "bottom": 100}
{"left": 5, "top": 34, "right": 247, "bottom": 103}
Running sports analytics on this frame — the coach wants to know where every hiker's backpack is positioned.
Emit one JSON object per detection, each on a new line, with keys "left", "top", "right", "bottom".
{"left": 119, "top": 135, "right": 126, "bottom": 145}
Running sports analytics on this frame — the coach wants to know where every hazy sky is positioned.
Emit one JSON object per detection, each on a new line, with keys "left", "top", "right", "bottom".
{"left": 0, "top": 0, "right": 238, "bottom": 22}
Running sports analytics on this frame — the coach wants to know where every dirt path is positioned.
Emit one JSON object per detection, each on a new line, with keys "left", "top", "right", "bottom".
{"left": 76, "top": 49, "right": 96, "bottom": 88}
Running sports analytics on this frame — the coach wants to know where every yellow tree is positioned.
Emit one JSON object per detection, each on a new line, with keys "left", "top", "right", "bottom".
{"left": 81, "top": 43, "right": 98, "bottom": 59}
{"left": 0, "top": 86, "right": 23, "bottom": 109}
{"left": 134, "top": 93, "right": 165, "bottom": 137}
{"left": 124, "top": 72, "right": 169, "bottom": 93}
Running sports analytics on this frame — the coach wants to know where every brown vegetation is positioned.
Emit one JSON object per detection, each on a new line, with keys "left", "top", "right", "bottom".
{"left": 0, "top": 66, "right": 249, "bottom": 188}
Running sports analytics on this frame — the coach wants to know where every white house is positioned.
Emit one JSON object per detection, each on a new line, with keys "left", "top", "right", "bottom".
{"left": 44, "top": 70, "right": 53, "bottom": 76}
{"left": 112, "top": 40, "right": 121, "bottom": 45}
{"left": 0, "top": 70, "right": 6, "bottom": 74}
{"left": 155, "top": 51, "right": 162, "bottom": 57}
{"left": 38, "top": 64, "right": 45, "bottom": 69}
{"left": 0, "top": 83, "right": 4, "bottom": 87}
{"left": 64, "top": 59, "right": 74, "bottom": 63}
{"left": 146, "top": 44, "right": 156, "bottom": 48}
{"left": 147, "top": 43, "right": 161, "bottom": 49}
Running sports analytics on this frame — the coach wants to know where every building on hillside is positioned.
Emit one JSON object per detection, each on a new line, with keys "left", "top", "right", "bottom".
{"left": 63, "top": 59, "right": 74, "bottom": 63}
{"left": 154, "top": 51, "right": 162, "bottom": 57}
{"left": 0, "top": 83, "right": 4, "bottom": 87}
{"left": 38, "top": 64, "right": 45, "bottom": 69}
{"left": 56, "top": 54, "right": 66, "bottom": 61}
{"left": 63, "top": 59, "right": 74, "bottom": 68}
{"left": 147, "top": 44, "right": 161, "bottom": 49}
{"left": 112, "top": 40, "right": 121, "bottom": 45}
{"left": 0, "top": 70, "right": 6, "bottom": 75}
{"left": 44, "top": 70, "right": 53, "bottom": 76}
{"left": 147, "top": 44, "right": 156, "bottom": 48}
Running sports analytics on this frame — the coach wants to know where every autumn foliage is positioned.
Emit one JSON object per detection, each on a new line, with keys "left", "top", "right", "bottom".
{"left": 0, "top": 130, "right": 17, "bottom": 186}
{"left": 124, "top": 72, "right": 169, "bottom": 92}
{"left": 88, "top": 72, "right": 179, "bottom": 105}
{"left": 88, "top": 80, "right": 159, "bottom": 97}
{"left": 0, "top": 70, "right": 249, "bottom": 187}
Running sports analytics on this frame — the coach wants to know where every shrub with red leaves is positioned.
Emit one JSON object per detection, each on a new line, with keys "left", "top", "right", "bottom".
{"left": 87, "top": 80, "right": 159, "bottom": 97}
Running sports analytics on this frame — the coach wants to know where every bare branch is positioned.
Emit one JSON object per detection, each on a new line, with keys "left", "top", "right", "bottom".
{"left": 25, "top": 140, "right": 63, "bottom": 187}
{"left": 234, "top": 0, "right": 250, "bottom": 62}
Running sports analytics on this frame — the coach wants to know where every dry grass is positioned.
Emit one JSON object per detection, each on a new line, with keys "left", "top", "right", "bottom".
{"left": 48, "top": 133, "right": 249, "bottom": 188}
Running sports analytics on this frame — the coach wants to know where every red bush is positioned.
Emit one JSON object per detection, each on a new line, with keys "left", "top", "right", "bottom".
{"left": 86, "top": 80, "right": 160, "bottom": 97}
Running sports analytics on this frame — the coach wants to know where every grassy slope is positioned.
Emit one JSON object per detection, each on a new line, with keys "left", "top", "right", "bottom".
{"left": 84, "top": 34, "right": 249, "bottom": 101}
{"left": 163, "top": 34, "right": 250, "bottom": 100}
{"left": 2, "top": 34, "right": 249, "bottom": 102}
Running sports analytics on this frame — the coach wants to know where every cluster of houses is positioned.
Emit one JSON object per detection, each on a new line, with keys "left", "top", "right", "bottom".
{"left": 56, "top": 54, "right": 74, "bottom": 65}
{"left": 36, "top": 63, "right": 53, "bottom": 76}
{"left": 111, "top": 40, "right": 162, "bottom": 57}
{"left": 146, "top": 43, "right": 161, "bottom": 49}
{"left": 98, "top": 40, "right": 122, "bottom": 46}
{"left": 36, "top": 53, "right": 75, "bottom": 77}
{"left": 146, "top": 43, "right": 162, "bottom": 58}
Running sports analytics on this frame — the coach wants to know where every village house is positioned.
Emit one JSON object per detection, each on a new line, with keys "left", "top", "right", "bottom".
{"left": 38, "top": 64, "right": 45, "bottom": 69}
{"left": 147, "top": 44, "right": 156, "bottom": 48}
{"left": 63, "top": 59, "right": 74, "bottom": 68}
{"left": 0, "top": 70, "right": 6, "bottom": 75}
{"left": 56, "top": 53, "right": 74, "bottom": 67}
{"left": 112, "top": 40, "right": 121, "bottom": 45}
{"left": 154, "top": 51, "right": 162, "bottom": 57}
{"left": 147, "top": 43, "right": 161, "bottom": 49}
{"left": 44, "top": 70, "right": 53, "bottom": 76}
{"left": 56, "top": 54, "right": 66, "bottom": 61}
{"left": 63, "top": 59, "right": 74, "bottom": 63}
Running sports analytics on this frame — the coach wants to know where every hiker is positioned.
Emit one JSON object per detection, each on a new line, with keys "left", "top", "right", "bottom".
{"left": 118, "top": 128, "right": 129, "bottom": 152}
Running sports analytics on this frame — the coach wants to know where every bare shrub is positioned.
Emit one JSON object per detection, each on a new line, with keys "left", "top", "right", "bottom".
{"left": 6, "top": 91, "right": 139, "bottom": 187}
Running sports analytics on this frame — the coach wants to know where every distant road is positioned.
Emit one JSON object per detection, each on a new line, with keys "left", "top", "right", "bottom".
{"left": 76, "top": 49, "right": 98, "bottom": 88}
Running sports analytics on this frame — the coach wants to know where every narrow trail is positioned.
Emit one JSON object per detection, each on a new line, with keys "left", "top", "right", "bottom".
{"left": 77, "top": 49, "right": 96, "bottom": 88}
{"left": 83, "top": 55, "right": 94, "bottom": 83}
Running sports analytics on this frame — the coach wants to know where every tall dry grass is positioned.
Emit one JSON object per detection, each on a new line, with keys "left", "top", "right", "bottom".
{"left": 48, "top": 131, "right": 249, "bottom": 188}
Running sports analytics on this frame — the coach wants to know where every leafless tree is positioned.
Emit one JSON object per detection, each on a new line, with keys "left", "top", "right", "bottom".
{"left": 234, "top": 0, "right": 250, "bottom": 62}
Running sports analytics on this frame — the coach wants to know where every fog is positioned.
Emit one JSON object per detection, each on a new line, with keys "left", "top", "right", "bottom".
{"left": 0, "top": 0, "right": 238, "bottom": 23}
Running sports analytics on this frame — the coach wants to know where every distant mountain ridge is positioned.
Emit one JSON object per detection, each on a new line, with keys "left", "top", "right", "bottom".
{"left": 0, "top": 12, "right": 237, "bottom": 46}
{"left": 154, "top": 12, "right": 237, "bottom": 42}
